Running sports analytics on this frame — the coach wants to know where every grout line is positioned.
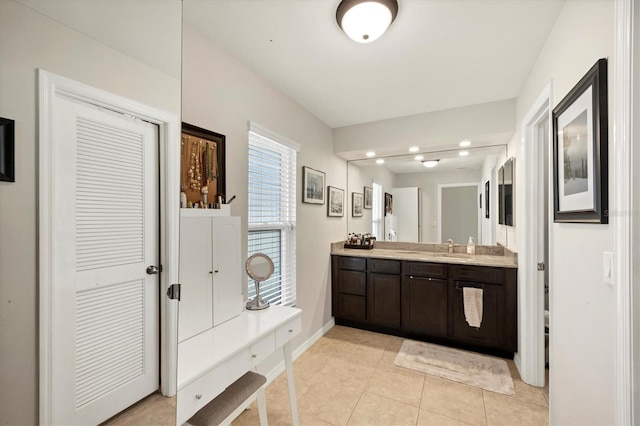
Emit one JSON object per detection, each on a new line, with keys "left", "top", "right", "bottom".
{"left": 482, "top": 389, "right": 490, "bottom": 426}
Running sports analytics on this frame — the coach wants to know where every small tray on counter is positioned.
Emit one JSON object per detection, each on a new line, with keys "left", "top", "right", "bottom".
{"left": 344, "top": 244, "right": 374, "bottom": 250}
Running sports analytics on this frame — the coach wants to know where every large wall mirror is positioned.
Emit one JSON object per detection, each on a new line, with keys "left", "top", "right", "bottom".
{"left": 498, "top": 157, "right": 515, "bottom": 227}
{"left": 347, "top": 145, "right": 509, "bottom": 246}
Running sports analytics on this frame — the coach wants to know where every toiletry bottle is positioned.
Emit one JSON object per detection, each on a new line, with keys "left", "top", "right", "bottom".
{"left": 467, "top": 237, "right": 475, "bottom": 255}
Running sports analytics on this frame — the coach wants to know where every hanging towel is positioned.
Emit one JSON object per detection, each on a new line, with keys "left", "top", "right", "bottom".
{"left": 463, "top": 287, "right": 484, "bottom": 328}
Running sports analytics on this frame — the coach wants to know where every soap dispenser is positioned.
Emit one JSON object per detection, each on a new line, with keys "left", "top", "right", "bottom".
{"left": 467, "top": 237, "right": 475, "bottom": 255}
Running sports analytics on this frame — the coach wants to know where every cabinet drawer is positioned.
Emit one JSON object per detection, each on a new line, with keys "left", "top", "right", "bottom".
{"left": 339, "top": 270, "right": 366, "bottom": 296}
{"left": 176, "top": 348, "right": 251, "bottom": 424}
{"left": 403, "top": 261, "right": 448, "bottom": 279}
{"left": 369, "top": 258, "right": 401, "bottom": 274}
{"left": 275, "top": 315, "right": 302, "bottom": 348}
{"left": 338, "top": 256, "right": 367, "bottom": 271}
{"left": 249, "top": 333, "right": 275, "bottom": 366}
{"left": 451, "top": 265, "right": 504, "bottom": 284}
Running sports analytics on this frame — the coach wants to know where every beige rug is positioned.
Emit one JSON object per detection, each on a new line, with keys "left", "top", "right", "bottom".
{"left": 394, "top": 340, "right": 515, "bottom": 396}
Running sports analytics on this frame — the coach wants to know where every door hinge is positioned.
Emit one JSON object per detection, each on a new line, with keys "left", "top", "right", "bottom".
{"left": 537, "top": 262, "right": 545, "bottom": 271}
{"left": 167, "top": 284, "right": 181, "bottom": 301}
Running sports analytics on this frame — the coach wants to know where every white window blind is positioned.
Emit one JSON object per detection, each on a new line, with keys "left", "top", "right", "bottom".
{"left": 248, "top": 127, "right": 297, "bottom": 307}
{"left": 372, "top": 182, "right": 383, "bottom": 240}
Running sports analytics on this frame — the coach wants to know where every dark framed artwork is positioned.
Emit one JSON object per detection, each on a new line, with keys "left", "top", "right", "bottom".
{"left": 181, "top": 122, "right": 226, "bottom": 205}
{"left": 327, "top": 186, "right": 344, "bottom": 217}
{"left": 485, "top": 180, "right": 490, "bottom": 219}
{"left": 303, "top": 166, "right": 326, "bottom": 204}
{"left": 384, "top": 192, "right": 393, "bottom": 215}
{"left": 352, "top": 192, "right": 363, "bottom": 217}
{"left": 364, "top": 186, "right": 373, "bottom": 209}
{"left": 552, "top": 58, "right": 608, "bottom": 224}
{"left": 0, "top": 117, "right": 15, "bottom": 182}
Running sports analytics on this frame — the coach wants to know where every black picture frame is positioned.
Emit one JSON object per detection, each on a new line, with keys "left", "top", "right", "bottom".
{"left": 0, "top": 117, "right": 15, "bottom": 182}
{"left": 364, "top": 186, "right": 373, "bottom": 209}
{"left": 303, "top": 166, "right": 326, "bottom": 204}
{"left": 485, "top": 180, "right": 490, "bottom": 219}
{"left": 552, "top": 58, "right": 608, "bottom": 224}
{"left": 352, "top": 192, "right": 363, "bottom": 217}
{"left": 384, "top": 192, "right": 393, "bottom": 215}
{"left": 181, "top": 122, "right": 226, "bottom": 199}
{"left": 327, "top": 186, "right": 344, "bottom": 217}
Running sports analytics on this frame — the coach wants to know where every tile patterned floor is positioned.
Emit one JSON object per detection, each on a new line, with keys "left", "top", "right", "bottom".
{"left": 103, "top": 325, "right": 549, "bottom": 425}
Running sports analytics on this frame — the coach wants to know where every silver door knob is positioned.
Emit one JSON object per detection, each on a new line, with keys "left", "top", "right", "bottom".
{"left": 146, "top": 265, "right": 161, "bottom": 275}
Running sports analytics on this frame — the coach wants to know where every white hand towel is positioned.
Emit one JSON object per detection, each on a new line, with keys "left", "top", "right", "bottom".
{"left": 463, "top": 287, "right": 483, "bottom": 328}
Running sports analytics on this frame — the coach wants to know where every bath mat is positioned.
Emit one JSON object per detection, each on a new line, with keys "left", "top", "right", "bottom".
{"left": 394, "top": 340, "right": 515, "bottom": 396}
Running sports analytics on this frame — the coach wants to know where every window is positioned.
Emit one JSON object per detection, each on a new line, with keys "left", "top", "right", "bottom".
{"left": 247, "top": 123, "right": 298, "bottom": 306}
{"left": 372, "top": 182, "right": 383, "bottom": 239}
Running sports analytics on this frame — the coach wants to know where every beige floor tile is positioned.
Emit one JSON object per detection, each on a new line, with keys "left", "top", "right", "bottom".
{"left": 346, "top": 392, "right": 419, "bottom": 426}
{"left": 417, "top": 409, "right": 475, "bottom": 425}
{"left": 313, "top": 356, "right": 377, "bottom": 386}
{"left": 512, "top": 379, "right": 548, "bottom": 407}
{"left": 332, "top": 340, "right": 386, "bottom": 367}
{"left": 483, "top": 391, "right": 549, "bottom": 426}
{"left": 542, "top": 370, "right": 549, "bottom": 403}
{"left": 102, "top": 392, "right": 175, "bottom": 425}
{"left": 421, "top": 375, "right": 487, "bottom": 425}
{"left": 366, "top": 366, "right": 425, "bottom": 407}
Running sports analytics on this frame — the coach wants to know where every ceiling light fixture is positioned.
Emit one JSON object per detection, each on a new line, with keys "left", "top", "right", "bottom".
{"left": 459, "top": 151, "right": 469, "bottom": 157}
{"left": 422, "top": 160, "right": 439, "bottom": 168}
{"left": 459, "top": 140, "right": 471, "bottom": 147}
{"left": 409, "top": 146, "right": 419, "bottom": 153}
{"left": 366, "top": 151, "right": 376, "bottom": 157}
{"left": 414, "top": 155, "right": 424, "bottom": 161}
{"left": 336, "top": 0, "right": 399, "bottom": 44}
{"left": 376, "top": 159, "right": 385, "bottom": 164}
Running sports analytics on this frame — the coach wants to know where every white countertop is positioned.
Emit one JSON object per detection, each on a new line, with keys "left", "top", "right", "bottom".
{"left": 331, "top": 247, "right": 518, "bottom": 268}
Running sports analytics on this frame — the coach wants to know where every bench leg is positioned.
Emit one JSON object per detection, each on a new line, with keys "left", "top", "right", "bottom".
{"left": 283, "top": 342, "right": 299, "bottom": 426}
{"left": 257, "top": 388, "right": 268, "bottom": 426}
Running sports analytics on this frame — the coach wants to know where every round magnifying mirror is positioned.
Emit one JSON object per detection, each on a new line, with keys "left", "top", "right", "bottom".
{"left": 245, "top": 253, "right": 274, "bottom": 310}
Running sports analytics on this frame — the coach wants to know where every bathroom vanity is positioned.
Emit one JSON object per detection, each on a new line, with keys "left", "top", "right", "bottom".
{"left": 331, "top": 243, "right": 517, "bottom": 356}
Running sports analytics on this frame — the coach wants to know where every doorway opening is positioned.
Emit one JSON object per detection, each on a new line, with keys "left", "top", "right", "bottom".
{"left": 438, "top": 183, "right": 481, "bottom": 244}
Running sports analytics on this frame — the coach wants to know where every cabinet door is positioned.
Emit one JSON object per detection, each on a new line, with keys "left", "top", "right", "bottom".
{"left": 179, "top": 216, "right": 214, "bottom": 341}
{"left": 212, "top": 217, "right": 243, "bottom": 326}
{"left": 368, "top": 273, "right": 401, "bottom": 328}
{"left": 337, "top": 293, "right": 367, "bottom": 321}
{"left": 402, "top": 276, "right": 448, "bottom": 337}
{"left": 451, "top": 281, "right": 504, "bottom": 349}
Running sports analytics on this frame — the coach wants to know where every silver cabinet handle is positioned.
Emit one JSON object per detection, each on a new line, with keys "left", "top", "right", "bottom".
{"left": 195, "top": 393, "right": 202, "bottom": 400}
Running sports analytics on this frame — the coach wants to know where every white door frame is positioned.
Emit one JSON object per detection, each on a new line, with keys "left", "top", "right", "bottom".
{"left": 613, "top": 0, "right": 633, "bottom": 423}
{"left": 517, "top": 82, "right": 553, "bottom": 387}
{"left": 437, "top": 182, "right": 482, "bottom": 243}
{"left": 38, "top": 70, "right": 180, "bottom": 424}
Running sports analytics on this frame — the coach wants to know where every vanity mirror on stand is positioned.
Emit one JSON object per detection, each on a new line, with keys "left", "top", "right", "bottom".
{"left": 246, "top": 253, "right": 274, "bottom": 310}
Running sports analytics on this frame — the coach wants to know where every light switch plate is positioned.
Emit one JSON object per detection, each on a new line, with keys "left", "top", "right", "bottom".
{"left": 603, "top": 251, "right": 614, "bottom": 285}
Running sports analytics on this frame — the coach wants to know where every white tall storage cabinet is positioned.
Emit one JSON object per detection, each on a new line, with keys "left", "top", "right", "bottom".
{"left": 178, "top": 208, "right": 243, "bottom": 342}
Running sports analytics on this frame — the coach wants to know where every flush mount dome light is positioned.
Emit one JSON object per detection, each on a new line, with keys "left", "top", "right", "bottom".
{"left": 422, "top": 160, "right": 439, "bottom": 168}
{"left": 336, "top": 0, "right": 399, "bottom": 43}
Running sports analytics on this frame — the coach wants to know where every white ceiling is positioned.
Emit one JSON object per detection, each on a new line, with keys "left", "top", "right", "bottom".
{"left": 184, "top": 0, "right": 565, "bottom": 128}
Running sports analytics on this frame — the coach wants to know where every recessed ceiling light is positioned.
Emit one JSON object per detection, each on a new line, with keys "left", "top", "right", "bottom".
{"left": 414, "top": 155, "right": 424, "bottom": 161}
{"left": 459, "top": 140, "right": 471, "bottom": 147}
{"left": 366, "top": 151, "right": 376, "bottom": 157}
{"left": 459, "top": 151, "right": 469, "bottom": 157}
{"left": 409, "top": 146, "right": 419, "bottom": 153}
{"left": 376, "top": 159, "right": 385, "bottom": 164}
{"left": 422, "top": 160, "right": 439, "bottom": 168}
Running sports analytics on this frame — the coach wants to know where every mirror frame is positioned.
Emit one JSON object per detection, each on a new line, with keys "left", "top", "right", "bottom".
{"left": 246, "top": 253, "right": 274, "bottom": 282}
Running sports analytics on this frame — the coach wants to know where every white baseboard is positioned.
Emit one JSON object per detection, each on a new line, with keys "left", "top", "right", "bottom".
{"left": 513, "top": 352, "right": 522, "bottom": 378}
{"left": 264, "top": 317, "right": 335, "bottom": 383}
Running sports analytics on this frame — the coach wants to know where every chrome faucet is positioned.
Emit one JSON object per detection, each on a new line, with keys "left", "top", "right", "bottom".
{"left": 448, "top": 239, "right": 454, "bottom": 254}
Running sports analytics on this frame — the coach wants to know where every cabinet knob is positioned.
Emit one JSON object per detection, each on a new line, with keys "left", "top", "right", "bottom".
{"left": 288, "top": 329, "right": 293, "bottom": 333}
{"left": 195, "top": 393, "right": 202, "bottom": 400}
{"left": 251, "top": 353, "right": 257, "bottom": 358}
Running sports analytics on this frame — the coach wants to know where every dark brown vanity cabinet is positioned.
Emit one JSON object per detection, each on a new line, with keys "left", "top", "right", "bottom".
{"left": 332, "top": 254, "right": 518, "bottom": 356}
{"left": 367, "top": 259, "right": 401, "bottom": 328}
{"left": 450, "top": 265, "right": 517, "bottom": 352}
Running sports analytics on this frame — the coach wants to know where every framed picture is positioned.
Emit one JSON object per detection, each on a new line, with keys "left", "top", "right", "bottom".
{"left": 364, "top": 186, "right": 373, "bottom": 209}
{"left": 384, "top": 192, "right": 393, "bottom": 215}
{"left": 352, "top": 192, "right": 363, "bottom": 217}
{"left": 303, "top": 166, "right": 326, "bottom": 204}
{"left": 327, "top": 186, "right": 344, "bottom": 217}
{"left": 0, "top": 117, "right": 15, "bottom": 183}
{"left": 485, "top": 180, "right": 490, "bottom": 219}
{"left": 552, "top": 58, "right": 608, "bottom": 224}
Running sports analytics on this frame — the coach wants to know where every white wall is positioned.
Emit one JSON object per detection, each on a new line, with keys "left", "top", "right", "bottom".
{"left": 182, "top": 24, "right": 347, "bottom": 364}
{"left": 510, "top": 1, "right": 615, "bottom": 423}
{"left": 395, "top": 169, "right": 481, "bottom": 243}
{"left": 0, "top": 1, "right": 181, "bottom": 424}
{"left": 346, "top": 162, "right": 396, "bottom": 235}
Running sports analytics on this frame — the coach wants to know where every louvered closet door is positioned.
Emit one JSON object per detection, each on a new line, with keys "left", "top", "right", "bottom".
{"left": 50, "top": 95, "right": 159, "bottom": 425}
